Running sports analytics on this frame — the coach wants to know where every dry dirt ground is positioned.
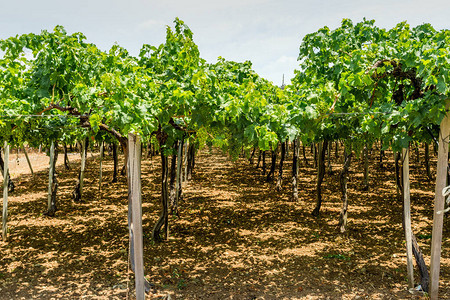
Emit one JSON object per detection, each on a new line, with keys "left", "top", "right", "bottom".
{"left": 0, "top": 145, "right": 448, "bottom": 299}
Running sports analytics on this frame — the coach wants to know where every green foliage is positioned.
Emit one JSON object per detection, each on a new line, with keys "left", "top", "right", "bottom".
{"left": 0, "top": 18, "right": 449, "bottom": 156}
{"left": 290, "top": 18, "right": 450, "bottom": 152}
{"left": 323, "top": 253, "right": 351, "bottom": 261}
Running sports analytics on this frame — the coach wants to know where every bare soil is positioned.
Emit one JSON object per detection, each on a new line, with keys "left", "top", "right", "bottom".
{"left": 0, "top": 145, "right": 448, "bottom": 299}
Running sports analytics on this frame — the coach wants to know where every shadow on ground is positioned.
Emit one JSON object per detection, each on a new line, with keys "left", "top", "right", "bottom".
{"left": 0, "top": 146, "right": 448, "bottom": 299}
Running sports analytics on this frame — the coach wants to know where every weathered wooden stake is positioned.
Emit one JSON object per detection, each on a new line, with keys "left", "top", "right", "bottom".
{"left": 175, "top": 139, "right": 183, "bottom": 209}
{"left": 327, "top": 141, "right": 331, "bottom": 174}
{"left": 80, "top": 139, "right": 86, "bottom": 195}
{"left": 292, "top": 138, "right": 300, "bottom": 202}
{"left": 402, "top": 147, "right": 414, "bottom": 289}
{"left": 363, "top": 144, "right": 369, "bottom": 190}
{"left": 2, "top": 142, "right": 9, "bottom": 241}
{"left": 183, "top": 142, "right": 188, "bottom": 183}
{"left": 99, "top": 141, "right": 104, "bottom": 195}
{"left": 128, "top": 133, "right": 145, "bottom": 300}
{"left": 338, "top": 145, "right": 352, "bottom": 233}
{"left": 430, "top": 100, "right": 450, "bottom": 299}
{"left": 47, "top": 141, "right": 55, "bottom": 213}
{"left": 22, "top": 146, "right": 34, "bottom": 176}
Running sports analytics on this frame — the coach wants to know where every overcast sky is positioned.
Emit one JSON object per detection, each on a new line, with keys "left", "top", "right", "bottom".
{"left": 1, "top": 0, "right": 448, "bottom": 84}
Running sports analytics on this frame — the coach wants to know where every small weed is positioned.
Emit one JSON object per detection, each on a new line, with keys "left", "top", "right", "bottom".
{"left": 169, "top": 267, "right": 187, "bottom": 290}
{"left": 417, "top": 234, "right": 432, "bottom": 240}
{"left": 177, "top": 278, "right": 187, "bottom": 290}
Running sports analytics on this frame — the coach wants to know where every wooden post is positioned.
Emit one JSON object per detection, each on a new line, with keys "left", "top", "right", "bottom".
{"left": 292, "top": 138, "right": 300, "bottom": 202}
{"left": 338, "top": 145, "right": 352, "bottom": 233}
{"left": 175, "top": 139, "right": 183, "bottom": 206}
{"left": 363, "top": 144, "right": 369, "bottom": 190}
{"left": 47, "top": 141, "right": 55, "bottom": 213}
{"left": 80, "top": 139, "right": 86, "bottom": 195}
{"left": 128, "top": 133, "right": 145, "bottom": 300}
{"left": 183, "top": 142, "right": 188, "bottom": 183}
{"left": 22, "top": 146, "right": 34, "bottom": 176}
{"left": 395, "top": 152, "right": 401, "bottom": 201}
{"left": 99, "top": 141, "right": 104, "bottom": 195}
{"left": 429, "top": 100, "right": 450, "bottom": 299}
{"left": 327, "top": 141, "right": 331, "bottom": 174}
{"left": 402, "top": 147, "right": 414, "bottom": 289}
{"left": 2, "top": 142, "right": 9, "bottom": 241}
